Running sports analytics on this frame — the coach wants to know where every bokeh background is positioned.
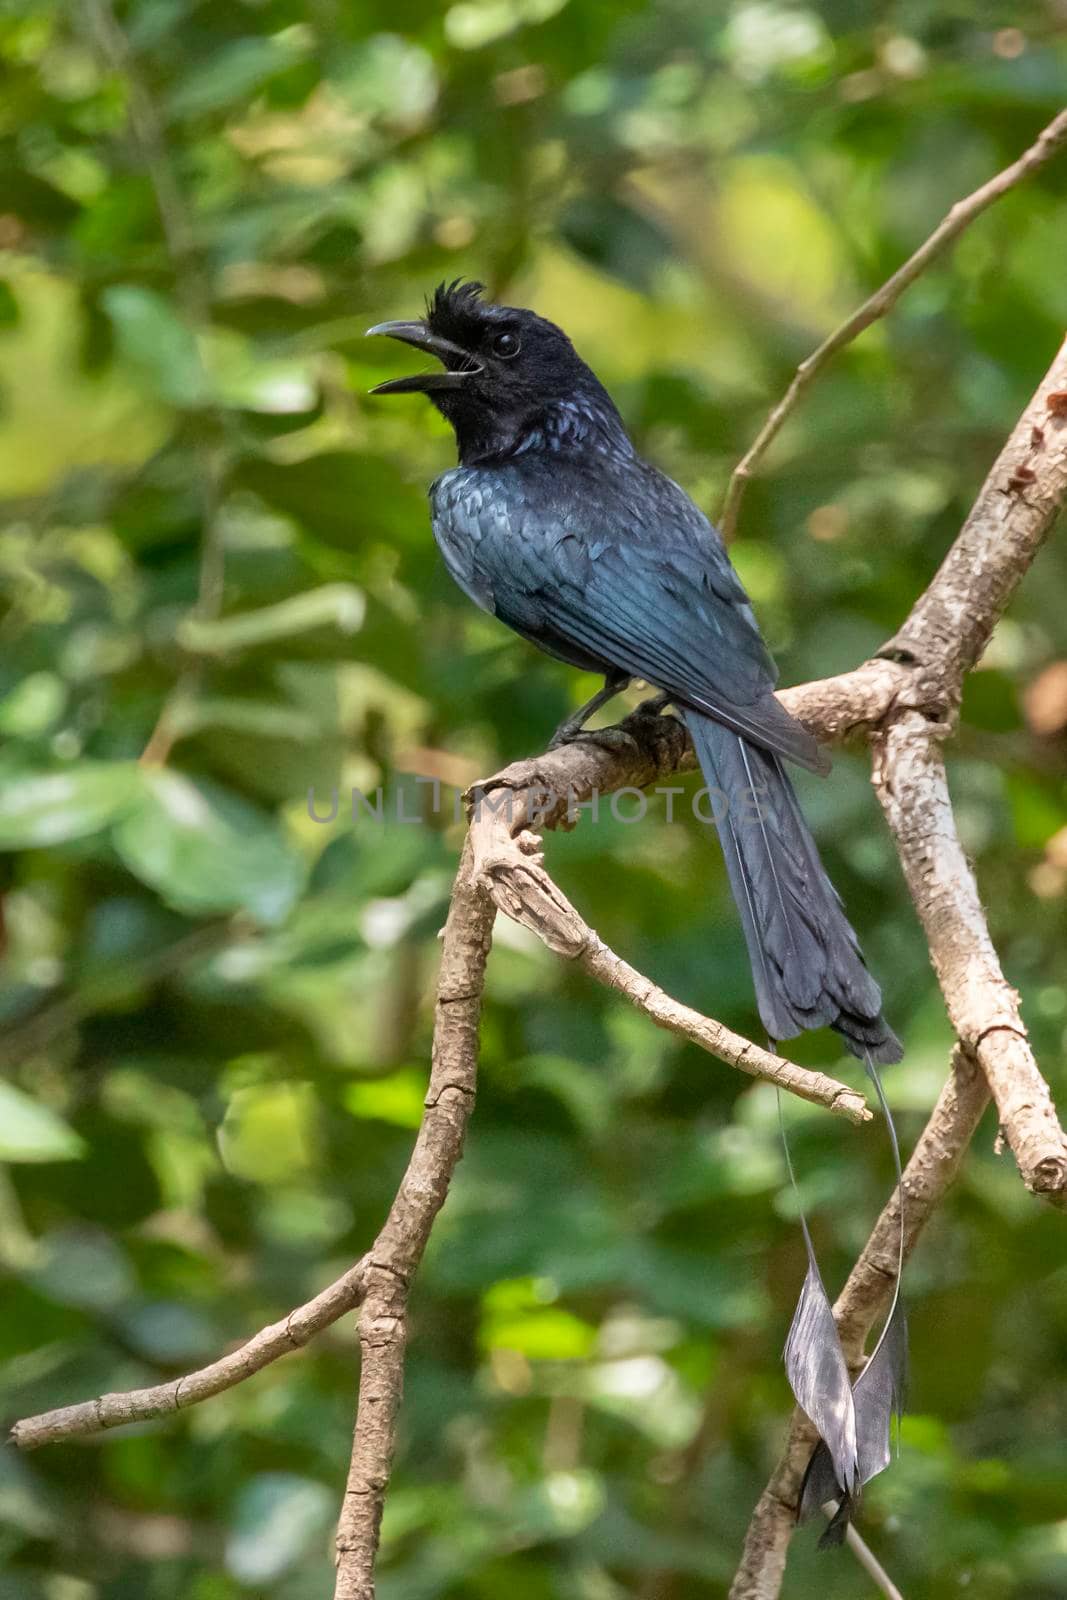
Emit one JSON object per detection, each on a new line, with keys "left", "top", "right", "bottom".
{"left": 2, "top": 2, "right": 1067, "bottom": 1596}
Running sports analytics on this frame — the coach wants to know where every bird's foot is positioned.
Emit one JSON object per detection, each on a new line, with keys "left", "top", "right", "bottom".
{"left": 546, "top": 672, "right": 631, "bottom": 750}
{"left": 546, "top": 715, "right": 584, "bottom": 751}
{"left": 548, "top": 691, "right": 673, "bottom": 752}
{"left": 547, "top": 720, "right": 635, "bottom": 753}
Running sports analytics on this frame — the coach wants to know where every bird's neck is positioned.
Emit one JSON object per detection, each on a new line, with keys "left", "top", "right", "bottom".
{"left": 452, "top": 390, "right": 635, "bottom": 466}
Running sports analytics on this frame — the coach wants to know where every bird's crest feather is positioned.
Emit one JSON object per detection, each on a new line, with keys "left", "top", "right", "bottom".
{"left": 425, "top": 279, "right": 494, "bottom": 343}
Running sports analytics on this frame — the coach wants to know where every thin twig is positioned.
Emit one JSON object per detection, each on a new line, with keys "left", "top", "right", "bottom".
{"left": 719, "top": 106, "right": 1067, "bottom": 540}
{"left": 11, "top": 1259, "right": 370, "bottom": 1450}
{"left": 844, "top": 1522, "right": 906, "bottom": 1600}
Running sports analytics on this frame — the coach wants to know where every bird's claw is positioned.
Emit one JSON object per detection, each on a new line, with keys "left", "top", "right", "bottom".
{"left": 547, "top": 725, "right": 638, "bottom": 755}
{"left": 546, "top": 722, "right": 582, "bottom": 751}
{"left": 549, "top": 691, "right": 673, "bottom": 752}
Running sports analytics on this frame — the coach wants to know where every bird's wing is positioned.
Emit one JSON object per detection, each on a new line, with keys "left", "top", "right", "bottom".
{"left": 483, "top": 460, "right": 828, "bottom": 775}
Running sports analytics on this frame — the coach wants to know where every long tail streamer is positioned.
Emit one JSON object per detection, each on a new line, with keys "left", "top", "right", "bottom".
{"left": 777, "top": 1044, "right": 908, "bottom": 1547}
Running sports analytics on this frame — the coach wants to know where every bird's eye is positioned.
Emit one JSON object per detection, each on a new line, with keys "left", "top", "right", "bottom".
{"left": 492, "top": 331, "right": 521, "bottom": 359}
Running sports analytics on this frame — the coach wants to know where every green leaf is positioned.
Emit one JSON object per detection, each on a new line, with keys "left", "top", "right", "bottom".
{"left": 482, "top": 1306, "right": 598, "bottom": 1360}
{"left": 0, "top": 1083, "right": 85, "bottom": 1163}
{"left": 0, "top": 763, "right": 140, "bottom": 850}
{"left": 113, "top": 770, "right": 303, "bottom": 922}
{"left": 168, "top": 31, "right": 311, "bottom": 118}
{"left": 344, "top": 1068, "right": 426, "bottom": 1129}
{"left": 103, "top": 285, "right": 207, "bottom": 408}
{"left": 0, "top": 672, "right": 68, "bottom": 737}
{"left": 219, "top": 1081, "right": 321, "bottom": 1183}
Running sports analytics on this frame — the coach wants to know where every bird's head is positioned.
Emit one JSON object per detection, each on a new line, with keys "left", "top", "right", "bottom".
{"left": 366, "top": 281, "right": 624, "bottom": 462}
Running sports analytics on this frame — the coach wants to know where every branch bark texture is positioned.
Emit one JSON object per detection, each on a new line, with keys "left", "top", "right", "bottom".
{"left": 333, "top": 843, "right": 493, "bottom": 1598}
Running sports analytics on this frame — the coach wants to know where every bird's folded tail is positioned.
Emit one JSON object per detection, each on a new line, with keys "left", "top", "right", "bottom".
{"left": 683, "top": 710, "right": 901, "bottom": 1065}
{"left": 685, "top": 708, "right": 907, "bottom": 1544}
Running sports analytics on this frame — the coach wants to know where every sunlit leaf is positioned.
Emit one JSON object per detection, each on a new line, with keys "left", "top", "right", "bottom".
{"left": 0, "top": 763, "right": 140, "bottom": 850}
{"left": 218, "top": 1081, "right": 321, "bottom": 1182}
{"left": 482, "top": 1307, "right": 597, "bottom": 1360}
{"left": 0, "top": 672, "right": 68, "bottom": 737}
{"left": 344, "top": 1068, "right": 426, "bottom": 1129}
{"left": 0, "top": 1084, "right": 85, "bottom": 1163}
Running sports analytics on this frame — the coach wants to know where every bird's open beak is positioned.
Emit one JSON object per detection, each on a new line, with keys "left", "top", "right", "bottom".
{"left": 365, "top": 321, "right": 481, "bottom": 394}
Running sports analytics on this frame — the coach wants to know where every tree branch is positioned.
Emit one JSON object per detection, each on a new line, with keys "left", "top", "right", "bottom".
{"left": 719, "top": 106, "right": 1067, "bottom": 540}
{"left": 875, "top": 716, "right": 1067, "bottom": 1204}
{"left": 10, "top": 1259, "right": 370, "bottom": 1451}
{"left": 729, "top": 334, "right": 1067, "bottom": 1596}
{"left": 464, "top": 728, "right": 871, "bottom": 1122}
{"left": 871, "top": 334, "right": 1067, "bottom": 1203}
{"left": 331, "top": 843, "right": 494, "bottom": 1596}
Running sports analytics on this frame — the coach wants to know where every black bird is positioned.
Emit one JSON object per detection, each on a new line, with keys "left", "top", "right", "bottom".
{"left": 369, "top": 282, "right": 908, "bottom": 1541}
{"left": 368, "top": 281, "right": 901, "bottom": 1067}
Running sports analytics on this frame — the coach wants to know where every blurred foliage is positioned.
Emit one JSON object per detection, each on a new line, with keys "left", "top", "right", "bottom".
{"left": 1, "top": 1, "right": 1067, "bottom": 1597}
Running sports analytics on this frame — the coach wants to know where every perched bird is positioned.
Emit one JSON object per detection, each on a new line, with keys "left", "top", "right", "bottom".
{"left": 369, "top": 281, "right": 907, "bottom": 1541}
{"left": 368, "top": 281, "right": 901, "bottom": 1068}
